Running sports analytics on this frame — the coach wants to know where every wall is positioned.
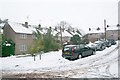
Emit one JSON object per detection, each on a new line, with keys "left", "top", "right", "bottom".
{"left": 14, "top": 33, "right": 33, "bottom": 55}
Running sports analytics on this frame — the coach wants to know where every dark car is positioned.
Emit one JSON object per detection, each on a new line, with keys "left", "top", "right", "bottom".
{"left": 107, "top": 39, "right": 116, "bottom": 45}
{"left": 62, "top": 45, "right": 95, "bottom": 60}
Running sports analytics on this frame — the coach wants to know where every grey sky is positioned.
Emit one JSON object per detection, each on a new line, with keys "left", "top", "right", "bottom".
{"left": 0, "top": 0, "right": 119, "bottom": 33}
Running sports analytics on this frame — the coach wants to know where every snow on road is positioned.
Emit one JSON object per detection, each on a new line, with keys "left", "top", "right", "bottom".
{"left": 0, "top": 42, "right": 119, "bottom": 78}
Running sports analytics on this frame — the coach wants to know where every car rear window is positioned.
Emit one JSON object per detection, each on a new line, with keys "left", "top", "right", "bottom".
{"left": 64, "top": 47, "right": 70, "bottom": 51}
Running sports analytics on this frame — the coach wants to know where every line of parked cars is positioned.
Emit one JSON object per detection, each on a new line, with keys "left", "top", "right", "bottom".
{"left": 89, "top": 39, "right": 116, "bottom": 51}
{"left": 62, "top": 39, "right": 116, "bottom": 60}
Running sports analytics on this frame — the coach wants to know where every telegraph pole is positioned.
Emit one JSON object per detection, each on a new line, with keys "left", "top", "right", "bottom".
{"left": 60, "top": 26, "right": 63, "bottom": 49}
{"left": 104, "top": 19, "right": 107, "bottom": 40}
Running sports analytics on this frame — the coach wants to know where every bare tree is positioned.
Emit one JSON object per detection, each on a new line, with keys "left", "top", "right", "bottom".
{"left": 56, "top": 21, "right": 71, "bottom": 48}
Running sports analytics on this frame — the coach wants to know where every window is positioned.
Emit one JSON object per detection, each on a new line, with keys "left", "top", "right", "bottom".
{"left": 20, "top": 34, "right": 27, "bottom": 39}
{"left": 19, "top": 44, "right": 27, "bottom": 51}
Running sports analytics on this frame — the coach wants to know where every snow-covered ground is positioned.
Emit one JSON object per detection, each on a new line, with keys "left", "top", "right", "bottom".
{"left": 0, "top": 41, "right": 119, "bottom": 78}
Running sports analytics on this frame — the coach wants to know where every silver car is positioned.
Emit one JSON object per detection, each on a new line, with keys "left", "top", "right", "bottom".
{"left": 94, "top": 41, "right": 106, "bottom": 51}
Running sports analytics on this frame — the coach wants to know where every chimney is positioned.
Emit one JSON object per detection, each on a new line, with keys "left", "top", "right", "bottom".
{"left": 89, "top": 28, "right": 91, "bottom": 31}
{"left": 38, "top": 24, "right": 41, "bottom": 28}
{"left": 25, "top": 22, "right": 28, "bottom": 28}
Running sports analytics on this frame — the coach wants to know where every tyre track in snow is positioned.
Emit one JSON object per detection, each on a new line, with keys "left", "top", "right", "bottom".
{"left": 51, "top": 45, "right": 119, "bottom": 78}
{"left": 28, "top": 45, "right": 118, "bottom": 78}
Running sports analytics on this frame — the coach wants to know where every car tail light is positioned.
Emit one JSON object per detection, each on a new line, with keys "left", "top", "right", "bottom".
{"left": 72, "top": 48, "right": 74, "bottom": 54}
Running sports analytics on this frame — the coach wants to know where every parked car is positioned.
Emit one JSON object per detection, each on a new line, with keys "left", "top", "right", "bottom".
{"left": 100, "top": 39, "right": 111, "bottom": 48}
{"left": 88, "top": 43, "right": 98, "bottom": 51}
{"left": 107, "top": 39, "right": 116, "bottom": 45}
{"left": 86, "top": 42, "right": 97, "bottom": 51}
{"left": 106, "top": 40, "right": 111, "bottom": 47}
{"left": 62, "top": 44, "right": 95, "bottom": 60}
{"left": 94, "top": 41, "right": 106, "bottom": 51}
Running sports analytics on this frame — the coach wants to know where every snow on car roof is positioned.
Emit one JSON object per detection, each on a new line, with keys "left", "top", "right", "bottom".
{"left": 65, "top": 45, "right": 77, "bottom": 47}
{"left": 94, "top": 41, "right": 102, "bottom": 43}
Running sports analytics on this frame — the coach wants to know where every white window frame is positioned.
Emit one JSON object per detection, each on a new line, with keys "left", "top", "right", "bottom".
{"left": 19, "top": 44, "right": 27, "bottom": 51}
{"left": 20, "top": 34, "right": 27, "bottom": 39}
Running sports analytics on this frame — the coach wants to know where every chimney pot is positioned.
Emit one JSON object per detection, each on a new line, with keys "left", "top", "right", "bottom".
{"left": 25, "top": 22, "right": 28, "bottom": 28}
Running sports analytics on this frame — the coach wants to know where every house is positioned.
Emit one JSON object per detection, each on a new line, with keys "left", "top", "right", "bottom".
{"left": 85, "top": 25, "right": 120, "bottom": 42}
{"left": 106, "top": 26, "right": 120, "bottom": 40}
{"left": 61, "top": 30, "right": 73, "bottom": 43}
{"left": 51, "top": 27, "right": 73, "bottom": 44}
{"left": 86, "top": 28, "right": 105, "bottom": 42}
{"left": 3, "top": 22, "right": 35, "bottom": 55}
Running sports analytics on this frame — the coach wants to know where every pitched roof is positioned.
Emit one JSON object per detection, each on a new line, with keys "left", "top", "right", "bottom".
{"left": 6, "top": 22, "right": 75, "bottom": 37}
{"left": 88, "top": 28, "right": 104, "bottom": 34}
{"left": 106, "top": 26, "right": 119, "bottom": 31}
{"left": 8, "top": 22, "right": 33, "bottom": 34}
{"left": 0, "top": 23, "right": 5, "bottom": 28}
{"left": 62, "top": 30, "right": 73, "bottom": 37}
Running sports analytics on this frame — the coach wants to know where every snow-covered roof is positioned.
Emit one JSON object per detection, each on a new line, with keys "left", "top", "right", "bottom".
{"left": 8, "top": 22, "right": 33, "bottom": 34}
{"left": 62, "top": 30, "right": 73, "bottom": 37}
{"left": 6, "top": 22, "right": 45, "bottom": 34}
{"left": 88, "top": 28, "right": 104, "bottom": 34}
{"left": 106, "top": 26, "right": 119, "bottom": 31}
{"left": 0, "top": 23, "right": 4, "bottom": 33}
{"left": 42, "top": 28, "right": 48, "bottom": 34}
{"left": 52, "top": 30, "right": 59, "bottom": 36}
{"left": 78, "top": 29, "right": 85, "bottom": 36}
{"left": 0, "top": 23, "right": 5, "bottom": 28}
{"left": 29, "top": 25, "right": 44, "bottom": 34}
{"left": 70, "top": 31, "right": 82, "bottom": 37}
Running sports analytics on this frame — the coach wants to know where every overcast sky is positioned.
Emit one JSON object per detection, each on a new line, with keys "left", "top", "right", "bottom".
{"left": 0, "top": 0, "right": 119, "bottom": 33}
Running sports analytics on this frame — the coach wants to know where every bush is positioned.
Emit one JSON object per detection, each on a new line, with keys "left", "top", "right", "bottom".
{"left": 29, "top": 27, "right": 61, "bottom": 54}
{"left": 43, "top": 27, "right": 60, "bottom": 52}
{"left": 70, "top": 34, "right": 81, "bottom": 45}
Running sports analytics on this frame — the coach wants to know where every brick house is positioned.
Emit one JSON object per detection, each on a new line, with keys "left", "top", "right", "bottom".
{"left": 3, "top": 22, "right": 35, "bottom": 55}
{"left": 86, "top": 28, "right": 105, "bottom": 42}
{"left": 85, "top": 26, "right": 120, "bottom": 42}
{"left": 106, "top": 26, "right": 120, "bottom": 40}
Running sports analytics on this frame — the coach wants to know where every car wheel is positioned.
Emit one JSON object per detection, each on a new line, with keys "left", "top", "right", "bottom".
{"left": 92, "top": 51, "right": 96, "bottom": 55}
{"left": 78, "top": 54, "right": 82, "bottom": 59}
